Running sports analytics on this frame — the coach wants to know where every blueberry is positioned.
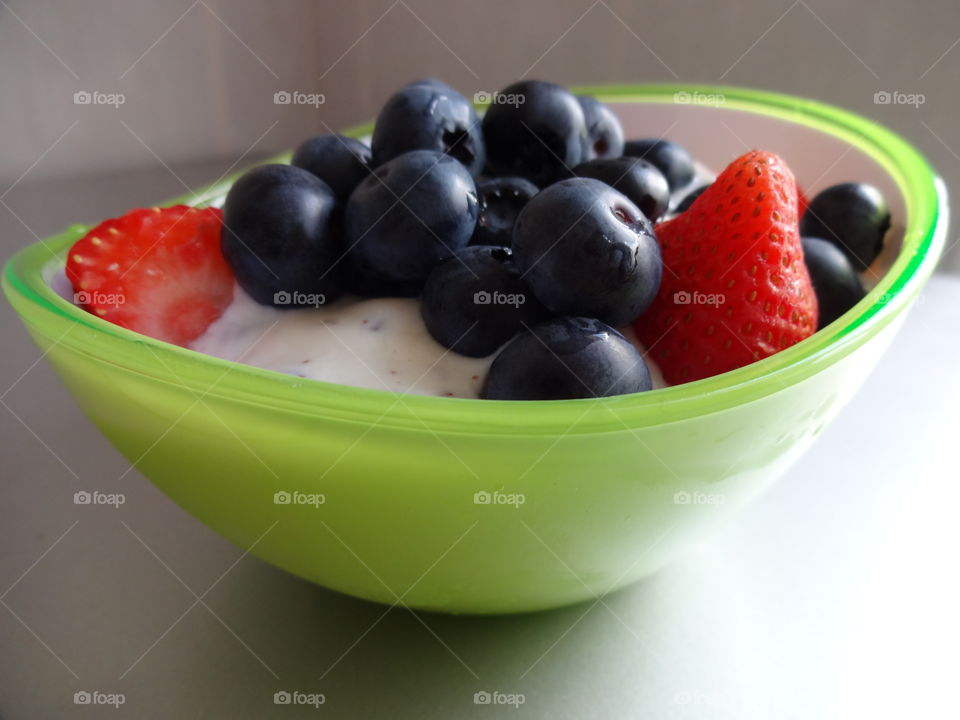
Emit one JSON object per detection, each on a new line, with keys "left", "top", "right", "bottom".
{"left": 674, "top": 185, "right": 708, "bottom": 214}
{"left": 371, "top": 80, "right": 485, "bottom": 176}
{"left": 799, "top": 182, "right": 890, "bottom": 271}
{"left": 577, "top": 95, "right": 625, "bottom": 160}
{"left": 482, "top": 80, "right": 587, "bottom": 186}
{"left": 345, "top": 149, "right": 478, "bottom": 297}
{"left": 291, "top": 134, "right": 372, "bottom": 202}
{"left": 221, "top": 164, "right": 345, "bottom": 308}
{"left": 481, "top": 317, "right": 651, "bottom": 400}
{"left": 512, "top": 178, "right": 662, "bottom": 328}
{"left": 470, "top": 177, "right": 539, "bottom": 247}
{"left": 421, "top": 245, "right": 552, "bottom": 357}
{"left": 801, "top": 236, "right": 866, "bottom": 329}
{"left": 623, "top": 138, "right": 695, "bottom": 191}
{"left": 573, "top": 157, "right": 669, "bottom": 222}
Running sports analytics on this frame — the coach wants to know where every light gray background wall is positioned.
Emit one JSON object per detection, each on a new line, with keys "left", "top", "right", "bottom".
{"left": 2, "top": 0, "right": 959, "bottom": 268}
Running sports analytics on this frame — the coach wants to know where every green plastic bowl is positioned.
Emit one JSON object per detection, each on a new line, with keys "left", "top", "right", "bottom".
{"left": 3, "top": 85, "right": 947, "bottom": 613}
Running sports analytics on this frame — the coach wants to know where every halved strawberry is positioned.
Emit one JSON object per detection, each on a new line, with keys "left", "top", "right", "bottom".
{"left": 66, "top": 205, "right": 234, "bottom": 346}
{"left": 634, "top": 150, "right": 818, "bottom": 385}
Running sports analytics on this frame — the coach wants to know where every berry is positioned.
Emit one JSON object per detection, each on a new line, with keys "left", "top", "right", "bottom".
{"left": 481, "top": 317, "right": 651, "bottom": 400}
{"left": 577, "top": 95, "right": 625, "bottom": 160}
{"left": 221, "top": 164, "right": 345, "bottom": 308}
{"left": 345, "top": 149, "right": 479, "bottom": 297}
{"left": 623, "top": 138, "right": 695, "bottom": 191}
{"left": 801, "top": 236, "right": 866, "bottom": 329}
{"left": 674, "top": 185, "right": 707, "bottom": 214}
{"left": 573, "top": 157, "right": 670, "bottom": 221}
{"left": 634, "top": 150, "right": 818, "bottom": 385}
{"left": 66, "top": 205, "right": 233, "bottom": 346}
{"left": 512, "top": 177, "right": 662, "bottom": 328}
{"left": 482, "top": 80, "right": 587, "bottom": 186}
{"left": 421, "top": 245, "right": 552, "bottom": 357}
{"left": 371, "top": 79, "right": 485, "bottom": 176}
{"left": 470, "top": 177, "right": 539, "bottom": 247}
{"left": 291, "top": 134, "right": 372, "bottom": 202}
{"left": 799, "top": 182, "right": 890, "bottom": 271}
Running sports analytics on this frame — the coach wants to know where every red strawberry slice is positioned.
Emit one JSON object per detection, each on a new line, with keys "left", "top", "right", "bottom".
{"left": 634, "top": 150, "right": 818, "bottom": 385}
{"left": 66, "top": 205, "right": 234, "bottom": 346}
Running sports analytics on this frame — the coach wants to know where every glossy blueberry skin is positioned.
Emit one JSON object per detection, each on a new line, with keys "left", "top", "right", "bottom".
{"left": 345, "top": 149, "right": 479, "bottom": 297}
{"left": 482, "top": 80, "right": 587, "bottom": 186}
{"left": 512, "top": 178, "right": 662, "bottom": 328}
{"left": 221, "top": 164, "right": 345, "bottom": 308}
{"left": 470, "top": 177, "right": 539, "bottom": 247}
{"left": 421, "top": 245, "right": 552, "bottom": 357}
{"left": 623, "top": 138, "right": 695, "bottom": 191}
{"left": 371, "top": 80, "right": 485, "bottom": 176}
{"left": 291, "top": 134, "right": 372, "bottom": 202}
{"left": 802, "top": 236, "right": 866, "bottom": 329}
{"left": 481, "top": 316, "right": 651, "bottom": 400}
{"left": 673, "top": 185, "right": 708, "bottom": 214}
{"left": 577, "top": 95, "right": 625, "bottom": 160}
{"left": 573, "top": 157, "right": 670, "bottom": 222}
{"left": 799, "top": 182, "right": 890, "bottom": 271}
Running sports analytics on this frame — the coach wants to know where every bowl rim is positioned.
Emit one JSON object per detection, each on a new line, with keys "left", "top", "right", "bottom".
{"left": 2, "top": 84, "right": 948, "bottom": 435}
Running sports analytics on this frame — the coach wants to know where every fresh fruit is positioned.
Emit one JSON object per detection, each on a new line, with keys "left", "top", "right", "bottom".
{"left": 512, "top": 177, "right": 662, "bottom": 328}
{"left": 577, "top": 95, "right": 625, "bottom": 160}
{"left": 421, "top": 245, "right": 552, "bottom": 357}
{"left": 482, "top": 80, "right": 587, "bottom": 186}
{"left": 481, "top": 317, "right": 651, "bottom": 400}
{"left": 623, "top": 138, "right": 695, "bottom": 191}
{"left": 221, "top": 164, "right": 345, "bottom": 308}
{"left": 634, "top": 150, "right": 818, "bottom": 384}
{"left": 470, "top": 177, "right": 539, "bottom": 247}
{"left": 291, "top": 134, "right": 372, "bottom": 202}
{"left": 371, "top": 80, "right": 485, "bottom": 176}
{"left": 801, "top": 236, "right": 866, "bottom": 328}
{"left": 573, "top": 157, "right": 670, "bottom": 221}
{"left": 799, "top": 182, "right": 890, "bottom": 270}
{"left": 345, "top": 149, "right": 479, "bottom": 296}
{"left": 66, "top": 205, "right": 233, "bottom": 346}
{"left": 674, "top": 185, "right": 707, "bottom": 214}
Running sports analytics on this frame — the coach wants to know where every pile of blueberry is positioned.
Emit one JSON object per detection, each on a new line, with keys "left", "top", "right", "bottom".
{"left": 219, "top": 78, "right": 887, "bottom": 400}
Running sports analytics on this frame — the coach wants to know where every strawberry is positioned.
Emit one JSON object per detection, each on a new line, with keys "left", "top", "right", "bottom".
{"left": 66, "top": 205, "right": 234, "bottom": 347}
{"left": 634, "top": 150, "right": 818, "bottom": 385}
